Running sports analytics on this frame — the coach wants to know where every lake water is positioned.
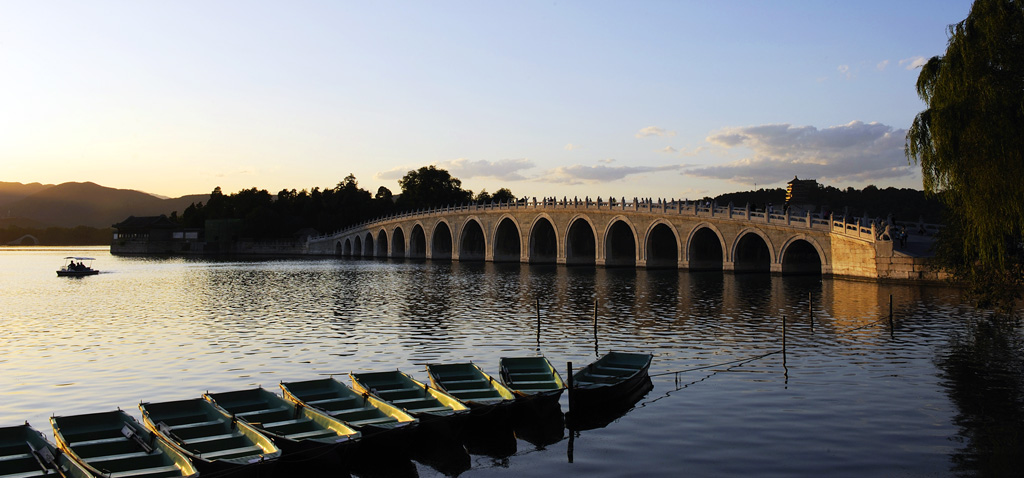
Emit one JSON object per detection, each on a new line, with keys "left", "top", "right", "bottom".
{"left": 2, "top": 246, "right": 1021, "bottom": 477}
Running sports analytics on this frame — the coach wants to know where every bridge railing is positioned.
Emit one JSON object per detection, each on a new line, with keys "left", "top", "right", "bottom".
{"left": 307, "top": 197, "right": 941, "bottom": 244}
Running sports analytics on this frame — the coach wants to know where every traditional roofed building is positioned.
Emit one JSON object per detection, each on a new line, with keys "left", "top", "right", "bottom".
{"left": 786, "top": 176, "right": 818, "bottom": 213}
{"left": 111, "top": 215, "right": 200, "bottom": 254}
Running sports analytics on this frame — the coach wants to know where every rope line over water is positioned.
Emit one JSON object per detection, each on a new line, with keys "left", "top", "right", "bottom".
{"left": 648, "top": 349, "right": 783, "bottom": 378}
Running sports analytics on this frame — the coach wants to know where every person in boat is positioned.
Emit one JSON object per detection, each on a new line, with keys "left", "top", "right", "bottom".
{"left": 68, "top": 260, "right": 77, "bottom": 271}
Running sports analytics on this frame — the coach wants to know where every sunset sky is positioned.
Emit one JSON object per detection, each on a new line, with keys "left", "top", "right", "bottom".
{"left": 1, "top": 1, "right": 972, "bottom": 200}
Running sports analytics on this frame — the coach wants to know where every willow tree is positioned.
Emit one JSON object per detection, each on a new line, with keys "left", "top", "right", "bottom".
{"left": 906, "top": 0, "right": 1024, "bottom": 313}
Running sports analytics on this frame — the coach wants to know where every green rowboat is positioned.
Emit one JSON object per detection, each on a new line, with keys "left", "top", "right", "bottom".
{"left": 498, "top": 356, "right": 566, "bottom": 401}
{"left": 138, "top": 397, "right": 281, "bottom": 470}
{"left": 350, "top": 371, "right": 470, "bottom": 422}
{"left": 425, "top": 363, "right": 516, "bottom": 409}
{"left": 50, "top": 409, "right": 198, "bottom": 478}
{"left": 280, "top": 377, "right": 418, "bottom": 435}
{"left": 570, "top": 351, "right": 653, "bottom": 411}
{"left": 0, "top": 422, "right": 92, "bottom": 478}
{"left": 204, "top": 387, "right": 359, "bottom": 454}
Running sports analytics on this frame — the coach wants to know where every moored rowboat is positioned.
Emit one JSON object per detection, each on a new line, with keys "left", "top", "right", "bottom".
{"left": 0, "top": 422, "right": 92, "bottom": 478}
{"left": 425, "top": 363, "right": 516, "bottom": 410}
{"left": 204, "top": 387, "right": 359, "bottom": 455}
{"left": 138, "top": 397, "right": 280, "bottom": 472}
{"left": 50, "top": 409, "right": 198, "bottom": 478}
{"left": 570, "top": 352, "right": 653, "bottom": 411}
{"left": 498, "top": 356, "right": 566, "bottom": 401}
{"left": 350, "top": 371, "right": 470, "bottom": 423}
{"left": 280, "top": 377, "right": 418, "bottom": 435}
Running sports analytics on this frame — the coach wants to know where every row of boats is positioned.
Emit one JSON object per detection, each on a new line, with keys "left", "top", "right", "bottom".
{"left": 2, "top": 352, "right": 653, "bottom": 478}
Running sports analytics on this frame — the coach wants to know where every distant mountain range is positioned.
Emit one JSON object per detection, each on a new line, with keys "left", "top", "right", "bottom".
{"left": 0, "top": 181, "right": 208, "bottom": 229}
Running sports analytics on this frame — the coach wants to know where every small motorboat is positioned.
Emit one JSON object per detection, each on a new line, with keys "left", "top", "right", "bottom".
{"left": 425, "top": 363, "right": 516, "bottom": 410}
{"left": 280, "top": 377, "right": 418, "bottom": 436}
{"left": 56, "top": 257, "right": 99, "bottom": 277}
{"left": 349, "top": 370, "right": 470, "bottom": 423}
{"left": 138, "top": 397, "right": 281, "bottom": 473}
{"left": 0, "top": 422, "right": 92, "bottom": 478}
{"left": 570, "top": 351, "right": 653, "bottom": 412}
{"left": 204, "top": 387, "right": 360, "bottom": 456}
{"left": 498, "top": 356, "right": 566, "bottom": 402}
{"left": 50, "top": 409, "right": 198, "bottom": 478}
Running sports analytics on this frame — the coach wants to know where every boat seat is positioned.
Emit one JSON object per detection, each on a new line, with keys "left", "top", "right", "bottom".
{"left": 308, "top": 397, "right": 357, "bottom": 407}
{"left": 69, "top": 436, "right": 128, "bottom": 447}
{"left": 598, "top": 366, "right": 638, "bottom": 374}
{"left": 86, "top": 449, "right": 158, "bottom": 464}
{"left": 0, "top": 452, "right": 33, "bottom": 462}
{"left": 508, "top": 380, "right": 558, "bottom": 386}
{"left": 112, "top": 465, "right": 182, "bottom": 477}
{"left": 387, "top": 397, "right": 428, "bottom": 403}
{"left": 235, "top": 406, "right": 289, "bottom": 418}
{"left": 347, "top": 417, "right": 397, "bottom": 427}
{"left": 182, "top": 433, "right": 237, "bottom": 444}
{"left": 166, "top": 419, "right": 222, "bottom": 430}
{"left": 261, "top": 418, "right": 310, "bottom": 428}
{"left": 377, "top": 386, "right": 420, "bottom": 395}
{"left": 5, "top": 472, "right": 53, "bottom": 478}
{"left": 284, "top": 430, "right": 338, "bottom": 441}
{"left": 199, "top": 445, "right": 263, "bottom": 460}
{"left": 414, "top": 406, "right": 454, "bottom": 414}
{"left": 451, "top": 387, "right": 497, "bottom": 395}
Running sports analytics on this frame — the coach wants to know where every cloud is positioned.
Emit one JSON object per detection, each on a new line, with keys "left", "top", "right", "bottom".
{"left": 837, "top": 64, "right": 852, "bottom": 79}
{"left": 375, "top": 166, "right": 410, "bottom": 181}
{"left": 658, "top": 146, "right": 678, "bottom": 154}
{"left": 900, "top": 56, "right": 927, "bottom": 70}
{"left": 564, "top": 143, "right": 581, "bottom": 151}
{"left": 539, "top": 163, "right": 686, "bottom": 185}
{"left": 691, "top": 121, "right": 914, "bottom": 184}
{"left": 435, "top": 158, "right": 535, "bottom": 181}
{"left": 374, "top": 158, "right": 535, "bottom": 182}
{"left": 635, "top": 126, "right": 676, "bottom": 138}
{"left": 876, "top": 60, "right": 889, "bottom": 71}
{"left": 597, "top": 158, "right": 616, "bottom": 164}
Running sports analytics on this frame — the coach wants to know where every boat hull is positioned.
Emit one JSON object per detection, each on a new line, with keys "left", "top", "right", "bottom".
{"left": 50, "top": 409, "right": 199, "bottom": 478}
{"left": 56, "top": 270, "right": 99, "bottom": 277}
{"left": 499, "top": 356, "right": 566, "bottom": 405}
{"left": 569, "top": 352, "right": 654, "bottom": 414}
{"left": 138, "top": 397, "right": 281, "bottom": 474}
{"left": 350, "top": 371, "right": 470, "bottom": 426}
{"left": 204, "top": 387, "right": 359, "bottom": 459}
{"left": 0, "top": 423, "right": 92, "bottom": 478}
{"left": 280, "top": 377, "right": 418, "bottom": 438}
{"left": 426, "top": 363, "right": 516, "bottom": 413}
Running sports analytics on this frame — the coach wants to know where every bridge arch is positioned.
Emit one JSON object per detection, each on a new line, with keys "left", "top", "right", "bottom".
{"left": 392, "top": 226, "right": 407, "bottom": 258}
{"left": 780, "top": 235, "right": 827, "bottom": 275}
{"left": 459, "top": 218, "right": 486, "bottom": 261}
{"left": 375, "top": 229, "right": 388, "bottom": 258}
{"left": 644, "top": 220, "right": 680, "bottom": 269}
{"left": 604, "top": 216, "right": 638, "bottom": 267}
{"left": 565, "top": 215, "right": 597, "bottom": 265}
{"left": 363, "top": 232, "right": 374, "bottom": 257}
{"left": 685, "top": 223, "right": 726, "bottom": 270}
{"left": 493, "top": 215, "right": 522, "bottom": 262}
{"left": 336, "top": 241, "right": 343, "bottom": 256}
{"left": 528, "top": 215, "right": 558, "bottom": 264}
{"left": 732, "top": 227, "right": 776, "bottom": 273}
{"left": 409, "top": 224, "right": 427, "bottom": 259}
{"left": 353, "top": 235, "right": 363, "bottom": 258}
{"left": 342, "top": 238, "right": 353, "bottom": 257}
{"left": 431, "top": 220, "right": 453, "bottom": 260}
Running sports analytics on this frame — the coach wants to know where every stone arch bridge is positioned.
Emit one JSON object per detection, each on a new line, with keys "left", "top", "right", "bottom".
{"left": 307, "top": 198, "right": 927, "bottom": 280}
